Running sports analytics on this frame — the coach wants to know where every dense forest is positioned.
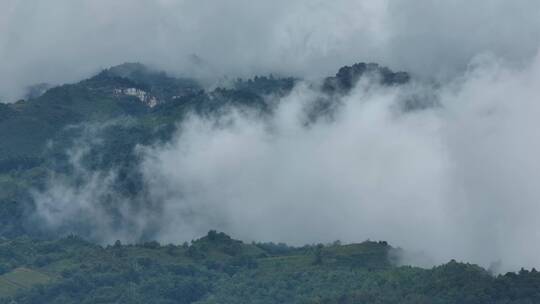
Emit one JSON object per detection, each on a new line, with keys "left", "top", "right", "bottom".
{"left": 0, "top": 231, "right": 539, "bottom": 303}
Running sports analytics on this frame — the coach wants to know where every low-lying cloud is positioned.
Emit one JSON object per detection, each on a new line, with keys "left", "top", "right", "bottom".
{"left": 34, "top": 51, "right": 540, "bottom": 272}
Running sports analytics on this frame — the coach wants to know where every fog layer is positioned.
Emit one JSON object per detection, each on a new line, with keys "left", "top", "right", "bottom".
{"left": 34, "top": 51, "right": 540, "bottom": 272}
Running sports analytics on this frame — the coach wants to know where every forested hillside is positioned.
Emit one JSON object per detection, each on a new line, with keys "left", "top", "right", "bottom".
{"left": 0, "top": 231, "right": 539, "bottom": 304}
{"left": 1, "top": 63, "right": 539, "bottom": 303}
{"left": 0, "top": 62, "right": 299, "bottom": 240}
{"left": 0, "top": 62, "right": 404, "bottom": 241}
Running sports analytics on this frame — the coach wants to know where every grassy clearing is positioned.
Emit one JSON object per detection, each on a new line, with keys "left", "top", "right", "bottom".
{"left": 0, "top": 268, "right": 53, "bottom": 297}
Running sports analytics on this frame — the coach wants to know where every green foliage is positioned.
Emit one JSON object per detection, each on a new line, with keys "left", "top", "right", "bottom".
{"left": 0, "top": 233, "right": 536, "bottom": 303}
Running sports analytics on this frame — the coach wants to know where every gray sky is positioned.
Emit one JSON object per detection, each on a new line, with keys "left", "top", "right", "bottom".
{"left": 1, "top": 0, "right": 540, "bottom": 100}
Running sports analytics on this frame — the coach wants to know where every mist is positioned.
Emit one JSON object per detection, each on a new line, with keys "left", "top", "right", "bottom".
{"left": 139, "top": 54, "right": 540, "bottom": 272}
{"left": 32, "top": 49, "right": 540, "bottom": 273}
{"left": 2, "top": 0, "right": 540, "bottom": 101}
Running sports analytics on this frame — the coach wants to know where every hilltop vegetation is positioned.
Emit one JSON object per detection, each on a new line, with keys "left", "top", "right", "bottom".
{"left": 0, "top": 231, "right": 538, "bottom": 304}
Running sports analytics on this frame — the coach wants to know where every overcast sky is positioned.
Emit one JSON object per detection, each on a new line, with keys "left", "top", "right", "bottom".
{"left": 1, "top": 0, "right": 540, "bottom": 100}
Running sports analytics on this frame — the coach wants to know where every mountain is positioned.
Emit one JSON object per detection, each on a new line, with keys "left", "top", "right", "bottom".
{"left": 0, "top": 62, "right": 539, "bottom": 303}
{"left": 0, "top": 62, "right": 298, "bottom": 162}
{"left": 0, "top": 62, "right": 300, "bottom": 239}
{"left": 0, "top": 62, "right": 409, "bottom": 239}
{"left": 0, "top": 61, "right": 405, "bottom": 179}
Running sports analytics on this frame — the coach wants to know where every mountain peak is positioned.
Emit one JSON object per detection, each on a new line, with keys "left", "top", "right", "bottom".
{"left": 323, "top": 62, "right": 410, "bottom": 93}
{"left": 105, "top": 62, "right": 153, "bottom": 79}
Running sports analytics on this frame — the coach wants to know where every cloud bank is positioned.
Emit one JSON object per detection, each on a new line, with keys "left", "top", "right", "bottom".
{"left": 2, "top": 0, "right": 540, "bottom": 100}
{"left": 34, "top": 51, "right": 540, "bottom": 272}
